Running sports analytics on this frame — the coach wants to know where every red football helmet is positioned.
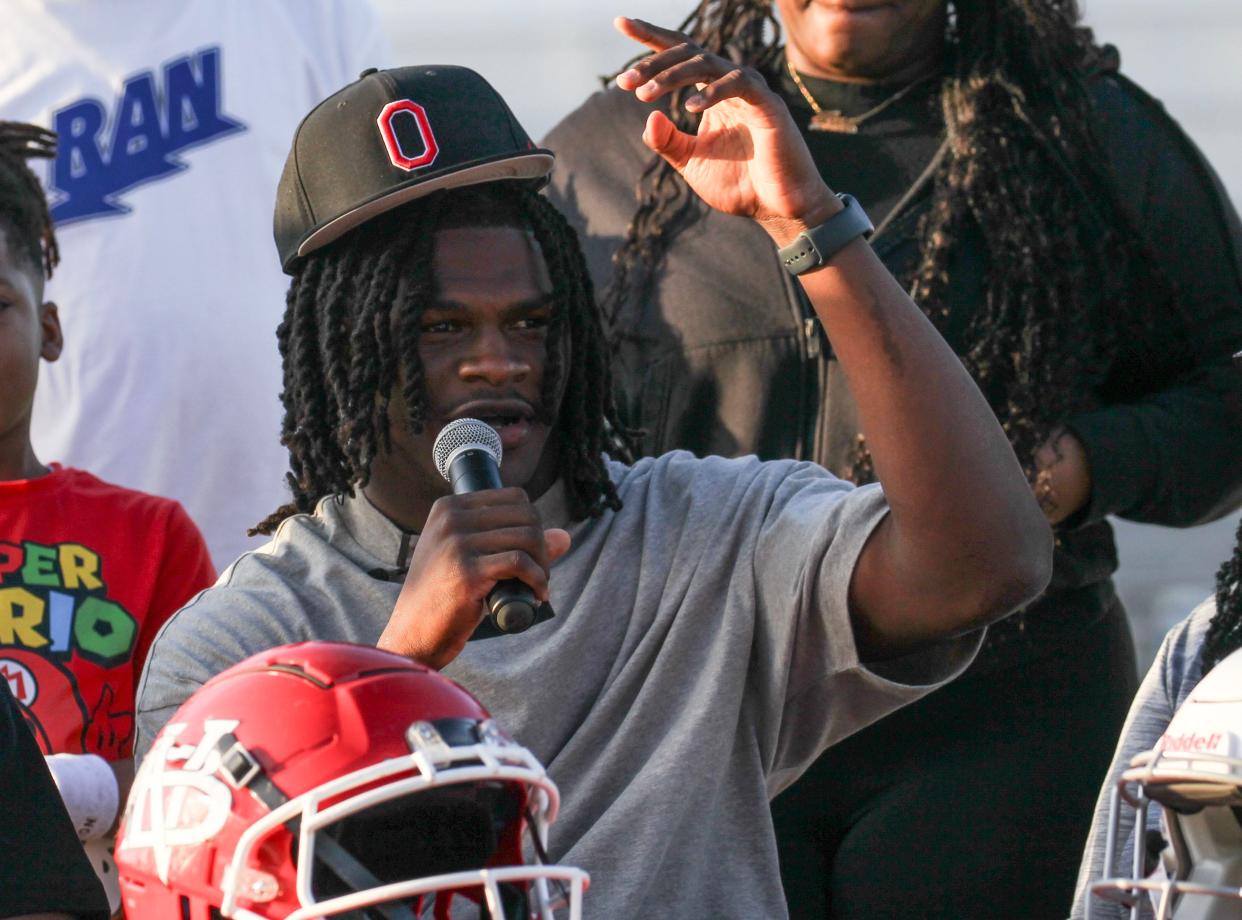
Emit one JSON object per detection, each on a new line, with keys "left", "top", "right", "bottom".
{"left": 115, "top": 642, "right": 587, "bottom": 920}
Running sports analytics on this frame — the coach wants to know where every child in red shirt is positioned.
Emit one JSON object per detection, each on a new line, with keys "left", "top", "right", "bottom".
{"left": 0, "top": 122, "right": 215, "bottom": 911}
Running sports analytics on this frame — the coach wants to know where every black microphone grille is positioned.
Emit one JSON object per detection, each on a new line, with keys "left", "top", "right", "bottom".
{"left": 432, "top": 419, "right": 503, "bottom": 481}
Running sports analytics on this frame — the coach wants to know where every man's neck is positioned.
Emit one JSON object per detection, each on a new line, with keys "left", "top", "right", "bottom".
{"left": 360, "top": 479, "right": 440, "bottom": 534}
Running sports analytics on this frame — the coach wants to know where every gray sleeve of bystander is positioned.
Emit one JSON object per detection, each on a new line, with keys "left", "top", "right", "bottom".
{"left": 1069, "top": 599, "right": 1215, "bottom": 920}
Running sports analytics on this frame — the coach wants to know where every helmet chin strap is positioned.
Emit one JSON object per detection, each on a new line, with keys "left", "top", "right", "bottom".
{"left": 212, "top": 732, "right": 416, "bottom": 920}
{"left": 313, "top": 835, "right": 417, "bottom": 920}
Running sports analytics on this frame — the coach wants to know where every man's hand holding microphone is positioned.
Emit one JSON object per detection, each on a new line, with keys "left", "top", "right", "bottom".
{"left": 377, "top": 419, "right": 571, "bottom": 670}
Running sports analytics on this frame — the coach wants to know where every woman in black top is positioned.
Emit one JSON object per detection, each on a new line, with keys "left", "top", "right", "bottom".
{"left": 543, "top": 2, "right": 1242, "bottom": 917}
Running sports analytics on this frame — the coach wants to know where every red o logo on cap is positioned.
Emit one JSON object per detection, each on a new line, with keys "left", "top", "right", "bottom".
{"left": 377, "top": 100, "right": 439, "bottom": 171}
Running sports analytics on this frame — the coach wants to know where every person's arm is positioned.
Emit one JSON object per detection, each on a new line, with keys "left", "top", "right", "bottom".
{"left": 1053, "top": 78, "right": 1242, "bottom": 530}
{"left": 110, "top": 758, "right": 133, "bottom": 834}
{"left": 611, "top": 16, "right": 1051, "bottom": 659}
{"left": 1068, "top": 603, "right": 1212, "bottom": 919}
{"left": 377, "top": 16, "right": 1051, "bottom": 670}
{"left": 378, "top": 490, "right": 572, "bottom": 669}
{"left": 0, "top": 687, "right": 109, "bottom": 920}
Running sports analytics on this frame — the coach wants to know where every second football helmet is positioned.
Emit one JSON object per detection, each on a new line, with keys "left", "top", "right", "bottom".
{"left": 116, "top": 641, "right": 587, "bottom": 919}
{"left": 1091, "top": 647, "right": 1242, "bottom": 919}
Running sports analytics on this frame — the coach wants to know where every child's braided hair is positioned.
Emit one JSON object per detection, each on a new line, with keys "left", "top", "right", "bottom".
{"left": 0, "top": 121, "right": 58, "bottom": 279}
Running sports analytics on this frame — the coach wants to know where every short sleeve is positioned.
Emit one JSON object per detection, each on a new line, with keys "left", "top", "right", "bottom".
{"left": 0, "top": 684, "right": 110, "bottom": 920}
{"left": 748, "top": 470, "right": 982, "bottom": 787}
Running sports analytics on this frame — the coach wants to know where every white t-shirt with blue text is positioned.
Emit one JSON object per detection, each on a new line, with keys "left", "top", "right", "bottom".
{"left": 0, "top": 0, "right": 389, "bottom": 566}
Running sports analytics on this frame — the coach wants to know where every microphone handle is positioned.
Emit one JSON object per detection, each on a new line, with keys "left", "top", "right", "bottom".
{"left": 449, "top": 449, "right": 541, "bottom": 634}
{"left": 448, "top": 448, "right": 503, "bottom": 492}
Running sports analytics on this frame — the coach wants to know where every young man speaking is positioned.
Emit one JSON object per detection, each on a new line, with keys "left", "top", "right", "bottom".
{"left": 135, "top": 17, "right": 1051, "bottom": 918}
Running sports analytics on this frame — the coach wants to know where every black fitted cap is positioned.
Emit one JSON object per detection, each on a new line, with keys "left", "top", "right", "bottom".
{"left": 274, "top": 65, "right": 554, "bottom": 273}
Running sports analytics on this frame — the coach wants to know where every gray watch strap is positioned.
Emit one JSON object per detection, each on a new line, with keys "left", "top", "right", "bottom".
{"left": 777, "top": 193, "right": 875, "bottom": 276}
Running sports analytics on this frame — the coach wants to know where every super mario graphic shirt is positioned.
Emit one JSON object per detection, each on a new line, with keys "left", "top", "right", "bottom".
{"left": 0, "top": 466, "right": 214, "bottom": 760}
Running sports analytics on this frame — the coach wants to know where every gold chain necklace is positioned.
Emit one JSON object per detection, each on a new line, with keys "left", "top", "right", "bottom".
{"left": 785, "top": 53, "right": 938, "bottom": 134}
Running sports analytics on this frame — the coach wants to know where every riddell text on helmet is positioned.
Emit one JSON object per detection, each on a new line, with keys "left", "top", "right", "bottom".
{"left": 1155, "top": 731, "right": 1228, "bottom": 754}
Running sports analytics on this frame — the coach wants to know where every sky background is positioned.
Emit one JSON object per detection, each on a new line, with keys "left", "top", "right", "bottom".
{"left": 373, "top": 0, "right": 1242, "bottom": 668}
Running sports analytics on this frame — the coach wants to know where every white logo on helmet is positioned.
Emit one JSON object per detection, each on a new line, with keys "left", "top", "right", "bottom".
{"left": 376, "top": 100, "right": 439, "bottom": 171}
{"left": 120, "top": 719, "right": 239, "bottom": 884}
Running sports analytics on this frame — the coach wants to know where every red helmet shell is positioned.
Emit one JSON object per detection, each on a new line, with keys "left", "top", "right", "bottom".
{"left": 116, "top": 642, "right": 511, "bottom": 919}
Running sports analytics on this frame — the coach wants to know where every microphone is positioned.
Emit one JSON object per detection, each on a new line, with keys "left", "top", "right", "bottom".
{"left": 432, "top": 418, "right": 540, "bottom": 634}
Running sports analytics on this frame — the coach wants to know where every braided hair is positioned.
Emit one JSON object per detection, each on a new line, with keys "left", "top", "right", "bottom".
{"left": 605, "top": 0, "right": 1175, "bottom": 482}
{"left": 253, "top": 182, "right": 625, "bottom": 535}
{"left": 1200, "top": 519, "right": 1242, "bottom": 674}
{"left": 0, "top": 121, "right": 59, "bottom": 280}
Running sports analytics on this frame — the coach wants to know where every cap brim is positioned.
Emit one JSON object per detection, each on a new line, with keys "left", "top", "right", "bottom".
{"left": 296, "top": 150, "right": 555, "bottom": 260}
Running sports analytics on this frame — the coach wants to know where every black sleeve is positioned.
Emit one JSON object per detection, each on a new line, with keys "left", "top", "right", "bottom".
{"left": 1065, "top": 74, "right": 1242, "bottom": 528}
{"left": 0, "top": 684, "right": 109, "bottom": 920}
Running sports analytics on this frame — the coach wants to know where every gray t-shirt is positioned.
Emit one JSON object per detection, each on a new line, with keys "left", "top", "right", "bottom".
{"left": 137, "top": 452, "right": 980, "bottom": 918}
{"left": 1070, "top": 598, "right": 1215, "bottom": 920}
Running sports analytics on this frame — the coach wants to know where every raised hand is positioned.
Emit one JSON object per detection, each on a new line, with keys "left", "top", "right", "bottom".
{"left": 378, "top": 488, "right": 571, "bottom": 669}
{"left": 615, "top": 20, "right": 1049, "bottom": 657}
{"left": 614, "top": 16, "right": 839, "bottom": 238}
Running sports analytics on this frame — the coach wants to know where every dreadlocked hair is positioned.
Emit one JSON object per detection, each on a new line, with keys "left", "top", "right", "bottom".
{"left": 0, "top": 121, "right": 59, "bottom": 279}
{"left": 605, "top": 0, "right": 1177, "bottom": 483}
{"left": 253, "top": 181, "right": 626, "bottom": 535}
{"left": 1199, "top": 518, "right": 1242, "bottom": 674}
